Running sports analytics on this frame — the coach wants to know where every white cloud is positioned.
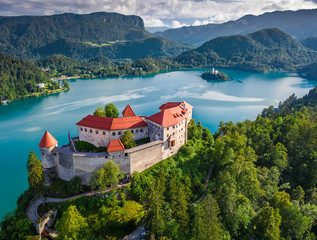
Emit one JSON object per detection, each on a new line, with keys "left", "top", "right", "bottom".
{"left": 170, "top": 20, "right": 189, "bottom": 28}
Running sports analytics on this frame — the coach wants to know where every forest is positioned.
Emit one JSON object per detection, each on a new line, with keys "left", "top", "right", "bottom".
{"left": 1, "top": 85, "right": 317, "bottom": 239}
{"left": 0, "top": 52, "right": 65, "bottom": 101}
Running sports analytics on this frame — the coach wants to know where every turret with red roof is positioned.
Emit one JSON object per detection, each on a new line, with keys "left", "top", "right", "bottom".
{"left": 39, "top": 131, "right": 58, "bottom": 185}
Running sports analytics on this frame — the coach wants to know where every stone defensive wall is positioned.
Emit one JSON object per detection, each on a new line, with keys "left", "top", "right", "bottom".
{"left": 126, "top": 140, "right": 164, "bottom": 173}
{"left": 53, "top": 140, "right": 164, "bottom": 185}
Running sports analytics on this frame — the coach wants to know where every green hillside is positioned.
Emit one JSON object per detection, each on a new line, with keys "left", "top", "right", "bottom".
{"left": 33, "top": 37, "right": 193, "bottom": 60}
{"left": 0, "top": 52, "right": 62, "bottom": 101}
{"left": 298, "top": 62, "right": 317, "bottom": 80}
{"left": 175, "top": 28, "right": 317, "bottom": 72}
{"left": 302, "top": 37, "right": 317, "bottom": 51}
{"left": 0, "top": 12, "right": 192, "bottom": 60}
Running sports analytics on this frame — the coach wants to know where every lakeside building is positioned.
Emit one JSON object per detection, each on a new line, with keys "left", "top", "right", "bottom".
{"left": 39, "top": 101, "right": 193, "bottom": 185}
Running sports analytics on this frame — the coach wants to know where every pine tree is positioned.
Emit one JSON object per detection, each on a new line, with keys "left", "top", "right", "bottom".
{"left": 26, "top": 151, "right": 43, "bottom": 190}
{"left": 55, "top": 205, "right": 90, "bottom": 240}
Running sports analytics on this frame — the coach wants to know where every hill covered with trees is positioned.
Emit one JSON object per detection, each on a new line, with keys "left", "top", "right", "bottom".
{"left": 298, "top": 62, "right": 317, "bottom": 80}
{"left": 302, "top": 36, "right": 317, "bottom": 51}
{"left": 0, "top": 52, "right": 63, "bottom": 101}
{"left": 175, "top": 28, "right": 317, "bottom": 72}
{"left": 0, "top": 12, "right": 192, "bottom": 60}
{"left": 155, "top": 8, "right": 317, "bottom": 45}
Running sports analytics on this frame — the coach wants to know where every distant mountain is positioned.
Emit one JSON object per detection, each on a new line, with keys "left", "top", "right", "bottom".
{"left": 0, "top": 12, "right": 192, "bottom": 60}
{"left": 155, "top": 9, "right": 317, "bottom": 45}
{"left": 175, "top": 28, "right": 317, "bottom": 72}
{"left": 302, "top": 37, "right": 317, "bottom": 51}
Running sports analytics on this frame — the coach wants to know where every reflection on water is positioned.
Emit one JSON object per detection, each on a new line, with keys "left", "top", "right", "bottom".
{"left": 0, "top": 69, "right": 316, "bottom": 218}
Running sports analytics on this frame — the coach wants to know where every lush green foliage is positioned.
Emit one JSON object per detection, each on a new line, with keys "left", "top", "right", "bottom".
{"left": 175, "top": 28, "right": 317, "bottom": 72}
{"left": 93, "top": 103, "right": 119, "bottom": 118}
{"left": 67, "top": 176, "right": 84, "bottom": 195}
{"left": 76, "top": 140, "right": 107, "bottom": 153}
{"left": 201, "top": 70, "right": 231, "bottom": 80}
{"left": 55, "top": 205, "right": 90, "bottom": 240}
{"left": 128, "top": 86, "right": 317, "bottom": 240}
{"left": 36, "top": 54, "right": 182, "bottom": 79}
{"left": 89, "top": 161, "right": 125, "bottom": 190}
{"left": 0, "top": 52, "right": 59, "bottom": 100}
{"left": 298, "top": 62, "right": 317, "bottom": 80}
{"left": 0, "top": 189, "right": 36, "bottom": 240}
{"left": 121, "top": 131, "right": 136, "bottom": 149}
{"left": 104, "top": 103, "right": 119, "bottom": 118}
{"left": 26, "top": 151, "right": 43, "bottom": 190}
{"left": 302, "top": 37, "right": 317, "bottom": 51}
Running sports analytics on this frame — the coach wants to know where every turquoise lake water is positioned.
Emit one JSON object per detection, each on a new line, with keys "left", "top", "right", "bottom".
{"left": 0, "top": 69, "right": 317, "bottom": 219}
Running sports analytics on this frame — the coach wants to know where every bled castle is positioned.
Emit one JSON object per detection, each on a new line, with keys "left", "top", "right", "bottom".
{"left": 39, "top": 101, "right": 193, "bottom": 185}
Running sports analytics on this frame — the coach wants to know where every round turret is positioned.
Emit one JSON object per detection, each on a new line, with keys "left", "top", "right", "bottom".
{"left": 39, "top": 131, "right": 58, "bottom": 185}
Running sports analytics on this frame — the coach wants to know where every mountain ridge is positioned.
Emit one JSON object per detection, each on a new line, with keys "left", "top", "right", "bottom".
{"left": 155, "top": 8, "right": 317, "bottom": 45}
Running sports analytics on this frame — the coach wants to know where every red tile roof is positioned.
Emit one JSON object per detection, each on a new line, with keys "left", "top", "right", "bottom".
{"left": 39, "top": 131, "right": 58, "bottom": 148}
{"left": 159, "top": 102, "right": 182, "bottom": 111}
{"left": 107, "top": 139, "right": 125, "bottom": 152}
{"left": 122, "top": 104, "right": 136, "bottom": 117}
{"left": 76, "top": 115, "right": 147, "bottom": 131}
{"left": 147, "top": 101, "right": 193, "bottom": 128}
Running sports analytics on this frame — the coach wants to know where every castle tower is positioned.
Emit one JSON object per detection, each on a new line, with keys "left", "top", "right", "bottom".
{"left": 39, "top": 131, "right": 58, "bottom": 186}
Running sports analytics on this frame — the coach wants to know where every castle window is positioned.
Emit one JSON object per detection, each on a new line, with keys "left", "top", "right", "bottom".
{"left": 125, "top": 153, "right": 128, "bottom": 156}
{"left": 85, "top": 128, "right": 87, "bottom": 132}
{"left": 96, "top": 130, "right": 99, "bottom": 134}
{"left": 136, "top": 129, "right": 139, "bottom": 133}
{"left": 118, "top": 131, "right": 121, "bottom": 135}
{"left": 112, "top": 132, "right": 116, "bottom": 136}
{"left": 105, "top": 156, "right": 108, "bottom": 159}
{"left": 131, "top": 130, "right": 134, "bottom": 133}
{"left": 90, "top": 129, "right": 92, "bottom": 133}
{"left": 140, "top": 129, "right": 143, "bottom": 132}
{"left": 103, "top": 131, "right": 106, "bottom": 135}
{"left": 167, "top": 127, "right": 169, "bottom": 130}
{"left": 80, "top": 127, "right": 83, "bottom": 131}
{"left": 167, "top": 134, "right": 169, "bottom": 137}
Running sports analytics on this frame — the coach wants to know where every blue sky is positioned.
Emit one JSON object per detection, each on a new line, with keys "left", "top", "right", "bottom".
{"left": 0, "top": 0, "right": 317, "bottom": 27}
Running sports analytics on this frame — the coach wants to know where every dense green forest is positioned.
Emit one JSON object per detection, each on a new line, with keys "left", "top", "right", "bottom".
{"left": 0, "top": 12, "right": 192, "bottom": 60}
{"left": 298, "top": 62, "right": 317, "bottom": 80}
{"left": 35, "top": 54, "right": 181, "bottom": 78}
{"left": 0, "top": 52, "right": 65, "bottom": 101}
{"left": 2, "top": 85, "right": 317, "bottom": 239}
{"left": 302, "top": 37, "right": 317, "bottom": 51}
{"left": 175, "top": 28, "right": 317, "bottom": 72}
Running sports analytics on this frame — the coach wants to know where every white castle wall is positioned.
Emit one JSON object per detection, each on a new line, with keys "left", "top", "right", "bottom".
{"left": 78, "top": 126, "right": 148, "bottom": 147}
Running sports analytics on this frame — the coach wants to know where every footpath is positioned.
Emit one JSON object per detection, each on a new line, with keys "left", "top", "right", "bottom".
{"left": 26, "top": 183, "right": 130, "bottom": 224}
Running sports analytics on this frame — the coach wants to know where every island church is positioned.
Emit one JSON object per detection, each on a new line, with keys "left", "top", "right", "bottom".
{"left": 39, "top": 101, "right": 193, "bottom": 185}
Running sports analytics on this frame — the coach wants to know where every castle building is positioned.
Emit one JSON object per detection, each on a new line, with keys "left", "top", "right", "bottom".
{"left": 39, "top": 101, "right": 193, "bottom": 185}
